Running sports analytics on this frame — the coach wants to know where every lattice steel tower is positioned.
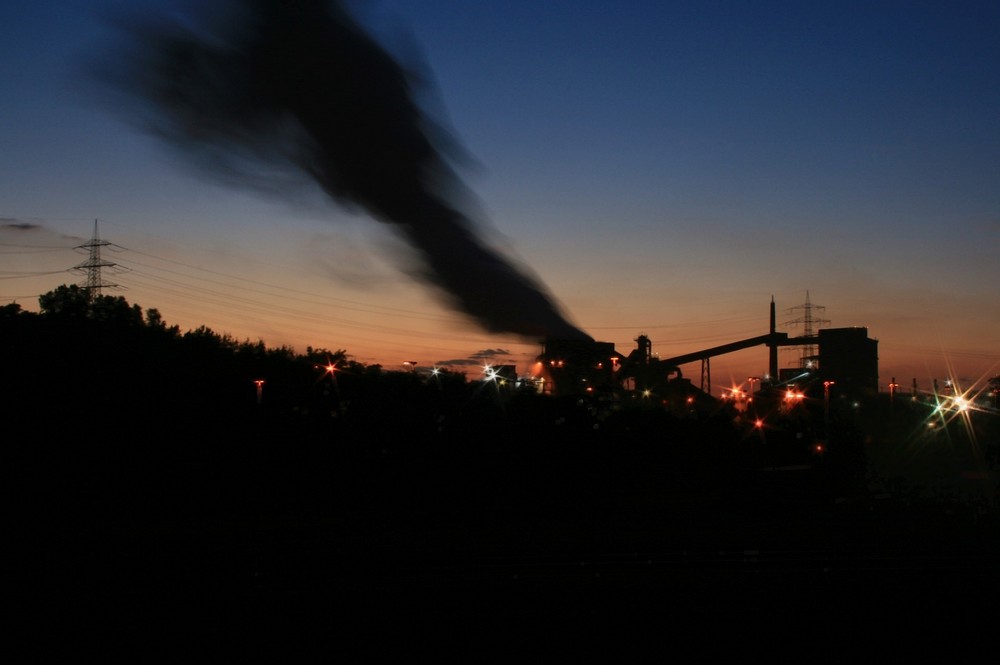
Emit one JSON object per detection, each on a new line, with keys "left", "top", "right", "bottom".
{"left": 73, "top": 220, "right": 119, "bottom": 298}
{"left": 783, "top": 290, "right": 830, "bottom": 369}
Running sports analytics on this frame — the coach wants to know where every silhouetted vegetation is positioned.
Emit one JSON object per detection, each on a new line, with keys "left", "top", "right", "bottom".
{"left": 7, "top": 287, "right": 998, "bottom": 656}
{"left": 7, "top": 286, "right": 996, "bottom": 524}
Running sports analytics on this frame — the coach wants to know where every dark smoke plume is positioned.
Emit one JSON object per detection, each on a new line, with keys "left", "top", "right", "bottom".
{"left": 98, "top": 0, "right": 590, "bottom": 342}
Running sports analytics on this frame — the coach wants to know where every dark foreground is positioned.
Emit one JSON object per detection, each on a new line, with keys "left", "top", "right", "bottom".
{"left": 7, "top": 294, "right": 997, "bottom": 659}
{"left": 14, "top": 409, "right": 1000, "bottom": 662}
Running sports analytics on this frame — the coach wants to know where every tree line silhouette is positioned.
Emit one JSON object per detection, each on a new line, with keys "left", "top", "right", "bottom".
{"left": 7, "top": 284, "right": 831, "bottom": 550}
{"left": 8, "top": 284, "right": 992, "bottom": 518}
{"left": 4, "top": 284, "right": 752, "bottom": 451}
{"left": 8, "top": 285, "right": 999, "bottom": 656}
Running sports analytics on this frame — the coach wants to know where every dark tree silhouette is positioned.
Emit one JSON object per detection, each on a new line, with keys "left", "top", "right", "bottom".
{"left": 37, "top": 283, "right": 92, "bottom": 317}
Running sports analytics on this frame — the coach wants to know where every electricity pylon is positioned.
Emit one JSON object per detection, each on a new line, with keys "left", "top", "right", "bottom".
{"left": 73, "top": 220, "right": 119, "bottom": 299}
{"left": 783, "top": 290, "right": 830, "bottom": 369}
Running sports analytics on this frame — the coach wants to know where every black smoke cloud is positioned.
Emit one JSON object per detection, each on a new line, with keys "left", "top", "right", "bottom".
{"left": 97, "top": 0, "right": 590, "bottom": 342}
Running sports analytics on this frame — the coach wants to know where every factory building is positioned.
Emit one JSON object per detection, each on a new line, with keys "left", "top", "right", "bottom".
{"left": 536, "top": 334, "right": 704, "bottom": 407}
{"left": 535, "top": 338, "right": 619, "bottom": 397}
{"left": 535, "top": 299, "right": 879, "bottom": 403}
{"left": 817, "top": 327, "right": 879, "bottom": 396}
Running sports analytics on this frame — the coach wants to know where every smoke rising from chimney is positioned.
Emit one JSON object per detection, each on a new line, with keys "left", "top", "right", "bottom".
{"left": 97, "top": 0, "right": 590, "bottom": 342}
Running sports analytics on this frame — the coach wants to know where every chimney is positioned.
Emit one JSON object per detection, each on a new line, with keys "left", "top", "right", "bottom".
{"left": 768, "top": 296, "right": 778, "bottom": 380}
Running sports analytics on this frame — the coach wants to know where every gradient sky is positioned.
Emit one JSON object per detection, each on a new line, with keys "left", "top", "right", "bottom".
{"left": 3, "top": 0, "right": 998, "bottom": 392}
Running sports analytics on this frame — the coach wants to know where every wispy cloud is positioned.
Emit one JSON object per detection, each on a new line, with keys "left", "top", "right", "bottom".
{"left": 470, "top": 348, "right": 511, "bottom": 360}
{"left": 435, "top": 358, "right": 482, "bottom": 368}
{"left": 435, "top": 348, "right": 513, "bottom": 367}
{"left": 0, "top": 218, "right": 43, "bottom": 231}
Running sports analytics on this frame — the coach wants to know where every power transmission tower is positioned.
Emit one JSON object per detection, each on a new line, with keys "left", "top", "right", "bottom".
{"left": 73, "top": 220, "right": 120, "bottom": 299}
{"left": 782, "top": 290, "right": 830, "bottom": 370}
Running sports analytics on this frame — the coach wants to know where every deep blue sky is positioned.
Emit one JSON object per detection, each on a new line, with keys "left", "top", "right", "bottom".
{"left": 3, "top": 0, "right": 998, "bottom": 388}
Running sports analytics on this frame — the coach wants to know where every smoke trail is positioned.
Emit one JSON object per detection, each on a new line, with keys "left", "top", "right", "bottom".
{"left": 98, "top": 0, "right": 590, "bottom": 342}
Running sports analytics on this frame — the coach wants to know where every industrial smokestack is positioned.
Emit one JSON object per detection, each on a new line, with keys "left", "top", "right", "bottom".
{"left": 96, "top": 0, "right": 590, "bottom": 342}
{"left": 769, "top": 295, "right": 778, "bottom": 379}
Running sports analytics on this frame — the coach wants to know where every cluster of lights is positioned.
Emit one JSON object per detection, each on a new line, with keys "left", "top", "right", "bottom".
{"left": 933, "top": 392, "right": 975, "bottom": 415}
{"left": 481, "top": 364, "right": 510, "bottom": 387}
{"left": 921, "top": 376, "right": 996, "bottom": 444}
{"left": 724, "top": 386, "right": 755, "bottom": 412}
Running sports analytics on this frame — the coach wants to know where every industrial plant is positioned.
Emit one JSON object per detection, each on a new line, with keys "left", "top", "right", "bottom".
{"left": 534, "top": 295, "right": 879, "bottom": 408}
